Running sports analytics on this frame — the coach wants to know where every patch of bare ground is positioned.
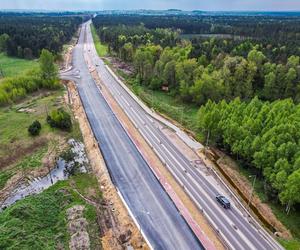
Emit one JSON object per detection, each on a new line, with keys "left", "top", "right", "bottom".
{"left": 198, "top": 148, "right": 292, "bottom": 240}
{"left": 66, "top": 80, "right": 148, "bottom": 250}
{"left": 0, "top": 135, "right": 67, "bottom": 203}
{"left": 105, "top": 56, "right": 134, "bottom": 76}
{"left": 0, "top": 137, "right": 47, "bottom": 170}
{"left": 89, "top": 69, "right": 224, "bottom": 250}
{"left": 60, "top": 28, "right": 80, "bottom": 70}
{"left": 67, "top": 205, "right": 91, "bottom": 250}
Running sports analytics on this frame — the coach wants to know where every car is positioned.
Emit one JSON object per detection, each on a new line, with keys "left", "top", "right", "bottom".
{"left": 216, "top": 194, "right": 231, "bottom": 209}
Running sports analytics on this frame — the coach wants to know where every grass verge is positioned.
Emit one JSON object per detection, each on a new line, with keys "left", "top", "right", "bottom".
{"left": 90, "top": 24, "right": 108, "bottom": 57}
{"left": 0, "top": 53, "right": 38, "bottom": 78}
{"left": 129, "top": 82, "right": 200, "bottom": 135}
{"left": 0, "top": 173, "right": 102, "bottom": 250}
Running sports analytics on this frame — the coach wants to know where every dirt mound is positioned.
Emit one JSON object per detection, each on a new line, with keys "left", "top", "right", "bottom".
{"left": 67, "top": 205, "right": 91, "bottom": 250}
{"left": 70, "top": 231, "right": 90, "bottom": 250}
{"left": 66, "top": 205, "right": 85, "bottom": 220}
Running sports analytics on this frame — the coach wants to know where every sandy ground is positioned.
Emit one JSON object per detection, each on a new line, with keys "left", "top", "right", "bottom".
{"left": 90, "top": 69, "right": 224, "bottom": 250}
{"left": 66, "top": 81, "right": 148, "bottom": 250}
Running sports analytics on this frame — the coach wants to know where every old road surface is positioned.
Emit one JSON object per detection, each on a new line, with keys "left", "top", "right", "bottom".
{"left": 61, "top": 22, "right": 204, "bottom": 250}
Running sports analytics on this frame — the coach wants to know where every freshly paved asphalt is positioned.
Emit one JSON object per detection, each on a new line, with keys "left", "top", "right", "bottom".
{"left": 82, "top": 20, "right": 283, "bottom": 250}
{"left": 61, "top": 22, "right": 203, "bottom": 250}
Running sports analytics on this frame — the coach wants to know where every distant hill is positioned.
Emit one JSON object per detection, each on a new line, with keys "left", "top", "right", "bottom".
{"left": 95, "top": 9, "right": 300, "bottom": 17}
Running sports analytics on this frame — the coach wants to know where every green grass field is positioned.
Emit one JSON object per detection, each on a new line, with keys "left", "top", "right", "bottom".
{"left": 90, "top": 24, "right": 108, "bottom": 57}
{"left": 0, "top": 173, "right": 102, "bottom": 249}
{"left": 129, "top": 83, "right": 200, "bottom": 136}
{"left": 279, "top": 239, "right": 300, "bottom": 250}
{"left": 0, "top": 90, "right": 63, "bottom": 148}
{"left": 0, "top": 53, "right": 38, "bottom": 78}
{"left": 0, "top": 90, "right": 80, "bottom": 151}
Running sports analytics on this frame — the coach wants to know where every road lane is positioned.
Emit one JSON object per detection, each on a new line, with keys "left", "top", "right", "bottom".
{"left": 65, "top": 22, "right": 204, "bottom": 250}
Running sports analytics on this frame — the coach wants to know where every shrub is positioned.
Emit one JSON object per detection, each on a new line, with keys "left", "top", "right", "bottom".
{"left": 0, "top": 50, "right": 60, "bottom": 107}
{"left": 47, "top": 108, "right": 72, "bottom": 131}
{"left": 28, "top": 120, "right": 41, "bottom": 136}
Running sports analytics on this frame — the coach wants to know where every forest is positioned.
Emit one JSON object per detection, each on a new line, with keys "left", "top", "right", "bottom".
{"left": 0, "top": 14, "right": 83, "bottom": 58}
{"left": 93, "top": 14, "right": 300, "bottom": 59}
{"left": 93, "top": 14, "right": 300, "bottom": 206}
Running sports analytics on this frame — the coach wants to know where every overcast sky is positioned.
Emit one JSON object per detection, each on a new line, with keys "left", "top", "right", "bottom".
{"left": 0, "top": 0, "right": 300, "bottom": 11}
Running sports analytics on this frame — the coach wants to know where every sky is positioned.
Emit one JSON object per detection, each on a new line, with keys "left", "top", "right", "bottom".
{"left": 0, "top": 0, "right": 300, "bottom": 11}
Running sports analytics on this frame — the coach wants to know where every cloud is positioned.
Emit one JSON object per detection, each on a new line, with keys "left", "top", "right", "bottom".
{"left": 0, "top": 0, "right": 299, "bottom": 11}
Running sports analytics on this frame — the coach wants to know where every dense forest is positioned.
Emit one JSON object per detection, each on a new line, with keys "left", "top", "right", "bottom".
{"left": 0, "top": 14, "right": 84, "bottom": 58}
{"left": 94, "top": 14, "right": 300, "bottom": 60}
{"left": 199, "top": 98, "right": 300, "bottom": 206}
{"left": 93, "top": 14, "right": 300, "bottom": 207}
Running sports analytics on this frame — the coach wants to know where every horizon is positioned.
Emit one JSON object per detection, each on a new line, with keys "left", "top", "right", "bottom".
{"left": 1, "top": 8, "right": 300, "bottom": 13}
{"left": 1, "top": 0, "right": 300, "bottom": 12}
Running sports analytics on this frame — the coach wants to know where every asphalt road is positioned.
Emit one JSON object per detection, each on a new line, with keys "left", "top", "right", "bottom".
{"left": 61, "top": 22, "right": 203, "bottom": 250}
{"left": 83, "top": 21, "right": 283, "bottom": 250}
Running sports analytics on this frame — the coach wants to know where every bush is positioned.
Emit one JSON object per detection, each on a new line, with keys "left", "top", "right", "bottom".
{"left": 0, "top": 50, "right": 60, "bottom": 107}
{"left": 47, "top": 108, "right": 72, "bottom": 131}
{"left": 28, "top": 120, "right": 41, "bottom": 136}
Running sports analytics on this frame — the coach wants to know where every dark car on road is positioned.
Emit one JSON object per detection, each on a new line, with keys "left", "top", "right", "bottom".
{"left": 216, "top": 195, "right": 231, "bottom": 209}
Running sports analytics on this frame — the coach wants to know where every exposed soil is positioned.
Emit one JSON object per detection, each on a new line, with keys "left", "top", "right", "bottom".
{"left": 0, "top": 134, "right": 68, "bottom": 204}
{"left": 67, "top": 205, "right": 90, "bottom": 250}
{"left": 60, "top": 29, "right": 80, "bottom": 71}
{"left": 0, "top": 137, "right": 48, "bottom": 170}
{"left": 66, "top": 80, "right": 148, "bottom": 250}
{"left": 105, "top": 56, "right": 134, "bottom": 75}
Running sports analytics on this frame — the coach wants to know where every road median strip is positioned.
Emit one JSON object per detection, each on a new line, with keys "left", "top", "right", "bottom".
{"left": 94, "top": 68, "right": 217, "bottom": 250}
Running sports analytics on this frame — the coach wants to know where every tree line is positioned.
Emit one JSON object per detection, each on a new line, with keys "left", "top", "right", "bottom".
{"left": 94, "top": 14, "right": 300, "bottom": 60}
{"left": 94, "top": 23, "right": 179, "bottom": 60}
{"left": 198, "top": 98, "right": 300, "bottom": 206}
{"left": 93, "top": 15, "right": 300, "bottom": 105}
{"left": 0, "top": 14, "right": 83, "bottom": 58}
{"left": 110, "top": 39, "right": 300, "bottom": 105}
